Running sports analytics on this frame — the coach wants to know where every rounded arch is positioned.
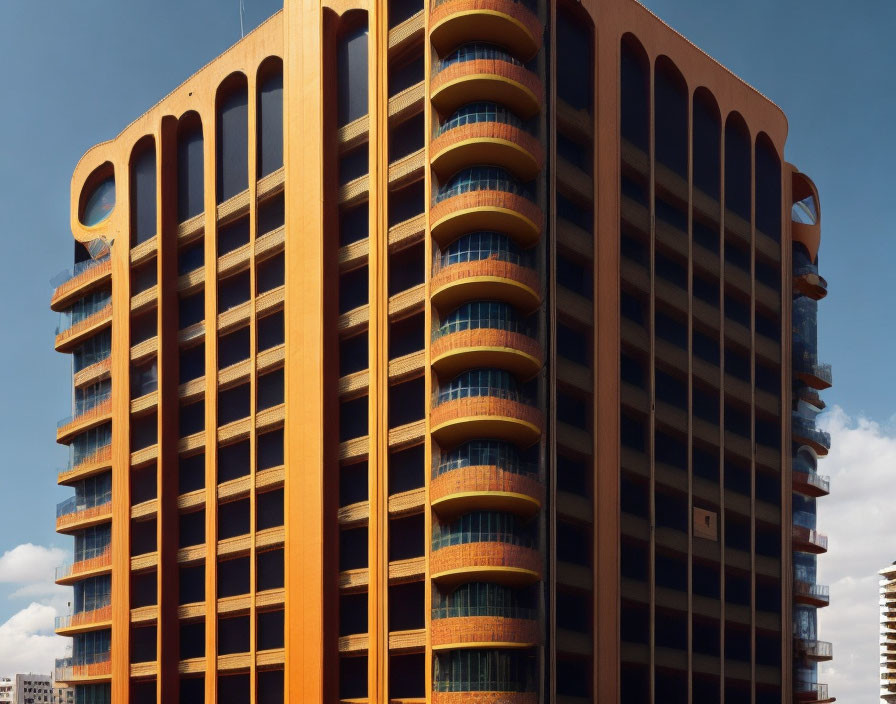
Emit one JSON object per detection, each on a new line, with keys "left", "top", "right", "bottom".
{"left": 78, "top": 162, "right": 115, "bottom": 229}
{"left": 257, "top": 57, "right": 284, "bottom": 179}
{"left": 129, "top": 136, "right": 157, "bottom": 246}
{"left": 724, "top": 111, "right": 751, "bottom": 221}
{"left": 556, "top": 0, "right": 594, "bottom": 114}
{"left": 693, "top": 86, "right": 721, "bottom": 201}
{"left": 176, "top": 110, "right": 204, "bottom": 223}
{"left": 620, "top": 33, "right": 650, "bottom": 153}
{"left": 336, "top": 11, "right": 369, "bottom": 127}
{"left": 755, "top": 132, "right": 782, "bottom": 242}
{"left": 215, "top": 72, "right": 249, "bottom": 203}
{"left": 654, "top": 55, "right": 688, "bottom": 178}
{"left": 792, "top": 170, "right": 821, "bottom": 261}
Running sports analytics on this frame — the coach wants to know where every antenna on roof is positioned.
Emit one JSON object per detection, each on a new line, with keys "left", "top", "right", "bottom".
{"left": 239, "top": 0, "right": 246, "bottom": 37}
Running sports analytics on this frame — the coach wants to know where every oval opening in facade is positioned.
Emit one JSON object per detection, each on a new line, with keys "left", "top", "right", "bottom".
{"left": 81, "top": 177, "right": 115, "bottom": 227}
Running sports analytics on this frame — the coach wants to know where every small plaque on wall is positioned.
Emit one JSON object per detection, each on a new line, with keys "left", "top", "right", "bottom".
{"left": 694, "top": 507, "right": 718, "bottom": 541}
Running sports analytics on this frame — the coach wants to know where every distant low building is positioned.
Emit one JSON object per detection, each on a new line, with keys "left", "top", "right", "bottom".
{"left": 0, "top": 674, "right": 72, "bottom": 704}
{"left": 0, "top": 677, "right": 12, "bottom": 704}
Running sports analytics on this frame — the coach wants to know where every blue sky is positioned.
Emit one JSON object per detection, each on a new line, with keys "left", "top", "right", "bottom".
{"left": 0, "top": 0, "right": 890, "bottom": 698}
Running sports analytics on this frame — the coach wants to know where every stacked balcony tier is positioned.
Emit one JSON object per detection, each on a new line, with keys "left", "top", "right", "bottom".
{"left": 431, "top": 166, "right": 542, "bottom": 247}
{"left": 431, "top": 369, "right": 543, "bottom": 447}
{"left": 429, "top": 0, "right": 542, "bottom": 61}
{"left": 431, "top": 232, "right": 541, "bottom": 313}
{"left": 432, "top": 103, "right": 544, "bottom": 181}
{"left": 431, "top": 44, "right": 543, "bottom": 119}
{"left": 432, "top": 440, "right": 543, "bottom": 518}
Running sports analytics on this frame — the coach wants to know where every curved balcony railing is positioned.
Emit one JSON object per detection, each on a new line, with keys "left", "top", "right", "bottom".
{"left": 432, "top": 583, "right": 538, "bottom": 647}
{"left": 432, "top": 233, "right": 540, "bottom": 313}
{"left": 793, "top": 263, "right": 828, "bottom": 300}
{"left": 56, "top": 546, "right": 112, "bottom": 582}
{"left": 794, "top": 580, "right": 830, "bottom": 606}
{"left": 431, "top": 43, "right": 543, "bottom": 120}
{"left": 438, "top": 102, "right": 524, "bottom": 136}
{"left": 795, "top": 682, "right": 830, "bottom": 702}
{"left": 795, "top": 638, "right": 833, "bottom": 660}
{"left": 436, "top": 440, "right": 536, "bottom": 478}
{"left": 50, "top": 256, "right": 112, "bottom": 310}
{"left": 436, "top": 301, "right": 532, "bottom": 339}
{"left": 431, "top": 369, "right": 543, "bottom": 447}
{"left": 434, "top": 649, "right": 535, "bottom": 696}
{"left": 792, "top": 414, "right": 832, "bottom": 454}
{"left": 58, "top": 443, "right": 112, "bottom": 483}
{"left": 439, "top": 43, "right": 523, "bottom": 72}
{"left": 793, "top": 344, "right": 833, "bottom": 390}
{"left": 54, "top": 651, "right": 112, "bottom": 682}
{"left": 433, "top": 103, "right": 542, "bottom": 181}
{"left": 433, "top": 441, "right": 542, "bottom": 517}
{"left": 793, "top": 469, "right": 831, "bottom": 497}
{"left": 432, "top": 511, "right": 535, "bottom": 551}
{"left": 57, "top": 389, "right": 113, "bottom": 430}
{"left": 56, "top": 496, "right": 112, "bottom": 532}
{"left": 55, "top": 604, "right": 112, "bottom": 632}
{"left": 793, "top": 524, "right": 828, "bottom": 554}
{"left": 430, "top": 511, "right": 541, "bottom": 586}
{"left": 433, "top": 302, "right": 541, "bottom": 379}
{"left": 431, "top": 167, "right": 542, "bottom": 247}
{"left": 435, "top": 166, "right": 534, "bottom": 206}
{"left": 54, "top": 304, "right": 112, "bottom": 352}
{"left": 435, "top": 368, "right": 528, "bottom": 406}
{"left": 56, "top": 291, "right": 112, "bottom": 335}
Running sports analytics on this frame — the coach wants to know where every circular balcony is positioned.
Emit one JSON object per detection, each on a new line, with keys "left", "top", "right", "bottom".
{"left": 431, "top": 44, "right": 543, "bottom": 119}
{"left": 433, "top": 649, "right": 535, "bottom": 703}
{"left": 431, "top": 167, "right": 542, "bottom": 248}
{"left": 430, "top": 0, "right": 542, "bottom": 61}
{"left": 431, "top": 369, "right": 543, "bottom": 447}
{"left": 431, "top": 511, "right": 541, "bottom": 587}
{"left": 432, "top": 232, "right": 541, "bottom": 313}
{"left": 432, "top": 440, "right": 542, "bottom": 518}
{"left": 432, "top": 582, "right": 538, "bottom": 649}
{"left": 432, "top": 103, "right": 543, "bottom": 181}
{"left": 433, "top": 302, "right": 542, "bottom": 379}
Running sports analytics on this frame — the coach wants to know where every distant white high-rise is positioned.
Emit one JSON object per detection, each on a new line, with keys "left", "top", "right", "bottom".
{"left": 0, "top": 674, "right": 73, "bottom": 704}
{"left": 882, "top": 563, "right": 896, "bottom": 702}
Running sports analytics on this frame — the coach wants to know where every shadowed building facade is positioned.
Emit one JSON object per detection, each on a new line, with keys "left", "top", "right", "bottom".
{"left": 50, "top": 0, "right": 832, "bottom": 702}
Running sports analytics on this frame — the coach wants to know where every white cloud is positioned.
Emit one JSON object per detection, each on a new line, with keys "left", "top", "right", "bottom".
{"left": 0, "top": 544, "right": 71, "bottom": 674}
{"left": 0, "top": 544, "right": 65, "bottom": 584}
{"left": 817, "top": 407, "right": 896, "bottom": 701}
{"left": 0, "top": 602, "right": 68, "bottom": 674}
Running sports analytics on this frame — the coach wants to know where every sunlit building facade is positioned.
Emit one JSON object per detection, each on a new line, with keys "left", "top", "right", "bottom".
{"left": 50, "top": 0, "right": 830, "bottom": 701}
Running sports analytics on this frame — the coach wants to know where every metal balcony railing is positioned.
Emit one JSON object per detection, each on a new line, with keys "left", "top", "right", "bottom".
{"left": 50, "top": 255, "right": 111, "bottom": 291}
{"left": 794, "top": 580, "right": 830, "bottom": 605}
{"left": 55, "top": 546, "right": 112, "bottom": 581}
{"left": 796, "top": 638, "right": 833, "bottom": 659}
{"left": 57, "top": 390, "right": 112, "bottom": 429}
{"left": 792, "top": 415, "right": 832, "bottom": 450}
{"left": 795, "top": 682, "right": 829, "bottom": 701}
{"left": 55, "top": 603, "right": 112, "bottom": 630}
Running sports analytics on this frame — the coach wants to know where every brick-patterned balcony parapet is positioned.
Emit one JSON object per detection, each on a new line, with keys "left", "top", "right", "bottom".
{"left": 433, "top": 692, "right": 537, "bottom": 704}
{"left": 431, "top": 465, "right": 543, "bottom": 518}
{"left": 56, "top": 499, "right": 112, "bottom": 533}
{"left": 55, "top": 604, "right": 112, "bottom": 634}
{"left": 54, "top": 304, "right": 112, "bottom": 352}
{"left": 57, "top": 396, "right": 113, "bottom": 444}
{"left": 431, "top": 395, "right": 543, "bottom": 447}
{"left": 55, "top": 656, "right": 112, "bottom": 683}
{"left": 431, "top": 257, "right": 541, "bottom": 313}
{"left": 430, "top": 0, "right": 543, "bottom": 60}
{"left": 56, "top": 546, "right": 112, "bottom": 584}
{"left": 430, "top": 189, "right": 543, "bottom": 249}
{"left": 431, "top": 541, "right": 541, "bottom": 587}
{"left": 432, "top": 328, "right": 543, "bottom": 380}
{"left": 431, "top": 58, "right": 543, "bottom": 119}
{"left": 57, "top": 444, "right": 112, "bottom": 485}
{"left": 431, "top": 120, "right": 544, "bottom": 181}
{"left": 431, "top": 614, "right": 539, "bottom": 649}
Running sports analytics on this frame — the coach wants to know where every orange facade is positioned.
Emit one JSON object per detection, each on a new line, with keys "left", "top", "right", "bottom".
{"left": 52, "top": 0, "right": 831, "bottom": 702}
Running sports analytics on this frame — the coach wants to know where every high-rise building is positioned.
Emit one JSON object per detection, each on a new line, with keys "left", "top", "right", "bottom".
{"left": 881, "top": 563, "right": 896, "bottom": 701}
{"left": 50, "top": 0, "right": 832, "bottom": 701}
